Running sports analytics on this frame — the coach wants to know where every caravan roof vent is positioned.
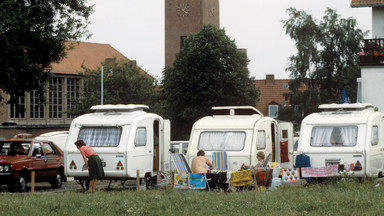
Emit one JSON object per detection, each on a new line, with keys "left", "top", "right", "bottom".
{"left": 318, "top": 103, "right": 374, "bottom": 112}
{"left": 91, "top": 104, "right": 149, "bottom": 112}
{"left": 211, "top": 106, "right": 264, "bottom": 116}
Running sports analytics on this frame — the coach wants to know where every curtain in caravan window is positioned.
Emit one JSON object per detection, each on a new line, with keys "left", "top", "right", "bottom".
{"left": 198, "top": 131, "right": 245, "bottom": 151}
{"left": 311, "top": 126, "right": 358, "bottom": 147}
{"left": 256, "top": 130, "right": 266, "bottom": 149}
{"left": 78, "top": 127, "right": 122, "bottom": 147}
{"left": 340, "top": 126, "right": 358, "bottom": 146}
{"left": 311, "top": 127, "right": 333, "bottom": 146}
{"left": 371, "top": 126, "right": 379, "bottom": 146}
{"left": 134, "top": 127, "right": 147, "bottom": 146}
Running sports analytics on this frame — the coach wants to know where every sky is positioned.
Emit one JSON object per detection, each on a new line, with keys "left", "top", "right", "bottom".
{"left": 83, "top": 0, "right": 372, "bottom": 80}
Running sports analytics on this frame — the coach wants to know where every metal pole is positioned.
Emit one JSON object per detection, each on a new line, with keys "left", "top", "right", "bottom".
{"left": 101, "top": 65, "right": 103, "bottom": 105}
{"left": 31, "top": 171, "right": 35, "bottom": 193}
{"left": 136, "top": 169, "right": 140, "bottom": 190}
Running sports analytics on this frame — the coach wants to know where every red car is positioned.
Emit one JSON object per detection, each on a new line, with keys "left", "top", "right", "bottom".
{"left": 0, "top": 139, "right": 65, "bottom": 192}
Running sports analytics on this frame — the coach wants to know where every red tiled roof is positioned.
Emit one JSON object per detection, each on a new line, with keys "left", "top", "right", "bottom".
{"left": 50, "top": 41, "right": 135, "bottom": 75}
{"left": 351, "top": 0, "right": 384, "bottom": 7}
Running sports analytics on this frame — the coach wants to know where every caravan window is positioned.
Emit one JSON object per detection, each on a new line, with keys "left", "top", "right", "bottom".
{"left": 256, "top": 130, "right": 266, "bottom": 150}
{"left": 371, "top": 126, "right": 379, "bottom": 146}
{"left": 134, "top": 127, "right": 147, "bottom": 147}
{"left": 198, "top": 131, "right": 246, "bottom": 151}
{"left": 310, "top": 126, "right": 358, "bottom": 147}
{"left": 78, "top": 127, "right": 122, "bottom": 147}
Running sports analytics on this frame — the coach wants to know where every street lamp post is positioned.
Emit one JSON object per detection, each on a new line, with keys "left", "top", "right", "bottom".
{"left": 101, "top": 65, "right": 103, "bottom": 105}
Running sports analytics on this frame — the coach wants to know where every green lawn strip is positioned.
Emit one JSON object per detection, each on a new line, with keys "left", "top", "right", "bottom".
{"left": 0, "top": 181, "right": 383, "bottom": 215}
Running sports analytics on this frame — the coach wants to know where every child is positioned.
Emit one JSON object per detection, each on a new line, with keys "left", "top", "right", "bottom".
{"left": 75, "top": 140, "right": 104, "bottom": 193}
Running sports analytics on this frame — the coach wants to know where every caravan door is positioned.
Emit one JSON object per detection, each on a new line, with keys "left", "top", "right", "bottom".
{"left": 367, "top": 118, "right": 384, "bottom": 177}
{"left": 131, "top": 118, "right": 154, "bottom": 177}
{"left": 277, "top": 122, "right": 294, "bottom": 168}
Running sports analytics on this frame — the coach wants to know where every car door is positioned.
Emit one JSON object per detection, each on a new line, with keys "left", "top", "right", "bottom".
{"left": 42, "top": 142, "right": 60, "bottom": 177}
{"left": 31, "top": 142, "right": 48, "bottom": 179}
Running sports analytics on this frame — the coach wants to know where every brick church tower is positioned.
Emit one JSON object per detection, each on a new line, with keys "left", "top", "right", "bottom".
{"left": 164, "top": 0, "right": 220, "bottom": 68}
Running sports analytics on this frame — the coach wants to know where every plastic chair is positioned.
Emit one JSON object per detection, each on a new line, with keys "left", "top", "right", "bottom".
{"left": 212, "top": 151, "right": 228, "bottom": 171}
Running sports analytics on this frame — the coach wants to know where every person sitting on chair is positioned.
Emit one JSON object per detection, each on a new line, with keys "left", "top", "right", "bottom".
{"left": 243, "top": 151, "right": 265, "bottom": 170}
{"left": 192, "top": 150, "right": 217, "bottom": 190}
{"left": 191, "top": 150, "right": 213, "bottom": 173}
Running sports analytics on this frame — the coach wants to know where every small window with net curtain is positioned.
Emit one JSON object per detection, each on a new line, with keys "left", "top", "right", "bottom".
{"left": 198, "top": 131, "right": 246, "bottom": 151}
{"left": 257, "top": 130, "right": 266, "bottom": 150}
{"left": 134, "top": 127, "right": 147, "bottom": 147}
{"left": 371, "top": 126, "right": 379, "bottom": 146}
{"left": 310, "top": 126, "right": 358, "bottom": 147}
{"left": 78, "top": 127, "right": 122, "bottom": 147}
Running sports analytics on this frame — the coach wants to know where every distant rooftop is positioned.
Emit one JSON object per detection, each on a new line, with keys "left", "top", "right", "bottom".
{"left": 50, "top": 41, "right": 138, "bottom": 75}
{"left": 351, "top": 0, "right": 384, "bottom": 7}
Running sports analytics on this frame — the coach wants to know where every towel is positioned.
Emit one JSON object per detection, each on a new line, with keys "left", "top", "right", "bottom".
{"left": 254, "top": 168, "right": 273, "bottom": 186}
{"left": 230, "top": 169, "right": 253, "bottom": 187}
{"left": 189, "top": 173, "right": 206, "bottom": 189}
{"left": 301, "top": 165, "right": 339, "bottom": 177}
{"left": 282, "top": 168, "right": 300, "bottom": 183}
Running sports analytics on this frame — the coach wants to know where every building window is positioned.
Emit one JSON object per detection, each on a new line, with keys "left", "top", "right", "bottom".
{"left": 67, "top": 78, "right": 80, "bottom": 118}
{"left": 49, "top": 77, "right": 63, "bottom": 118}
{"left": 30, "top": 90, "right": 44, "bottom": 118}
{"left": 283, "top": 83, "right": 289, "bottom": 89}
{"left": 180, "top": 36, "right": 187, "bottom": 49}
{"left": 268, "top": 104, "right": 279, "bottom": 118}
{"left": 10, "top": 96, "right": 26, "bottom": 119}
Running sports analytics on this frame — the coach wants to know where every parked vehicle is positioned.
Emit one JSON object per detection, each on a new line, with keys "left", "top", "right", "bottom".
{"left": 170, "top": 141, "right": 189, "bottom": 172}
{"left": 64, "top": 104, "right": 171, "bottom": 188}
{"left": 0, "top": 139, "right": 65, "bottom": 192}
{"left": 170, "top": 141, "right": 189, "bottom": 156}
{"left": 187, "top": 106, "right": 294, "bottom": 171}
{"left": 35, "top": 131, "right": 68, "bottom": 150}
{"left": 297, "top": 103, "right": 384, "bottom": 177}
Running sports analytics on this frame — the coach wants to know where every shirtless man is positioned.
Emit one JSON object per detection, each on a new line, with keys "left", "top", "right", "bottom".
{"left": 191, "top": 150, "right": 213, "bottom": 173}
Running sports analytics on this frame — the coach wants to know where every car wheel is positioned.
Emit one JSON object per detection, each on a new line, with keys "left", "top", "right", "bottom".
{"left": 14, "top": 174, "right": 27, "bottom": 192}
{"left": 50, "top": 172, "right": 63, "bottom": 189}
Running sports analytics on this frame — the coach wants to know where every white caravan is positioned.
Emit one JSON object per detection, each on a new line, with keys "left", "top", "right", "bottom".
{"left": 297, "top": 103, "right": 384, "bottom": 178}
{"left": 187, "top": 106, "right": 294, "bottom": 171}
{"left": 35, "top": 131, "right": 68, "bottom": 150}
{"left": 64, "top": 104, "right": 171, "bottom": 185}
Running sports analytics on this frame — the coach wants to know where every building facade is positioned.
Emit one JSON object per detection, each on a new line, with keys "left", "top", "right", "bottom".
{"left": 165, "top": 0, "right": 219, "bottom": 68}
{"left": 0, "top": 41, "right": 142, "bottom": 139}
{"left": 352, "top": 0, "right": 384, "bottom": 112}
{"left": 254, "top": 75, "right": 292, "bottom": 118}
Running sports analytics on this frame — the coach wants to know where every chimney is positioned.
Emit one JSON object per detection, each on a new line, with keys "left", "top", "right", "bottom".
{"left": 266, "top": 74, "right": 275, "bottom": 86}
{"left": 104, "top": 58, "right": 115, "bottom": 65}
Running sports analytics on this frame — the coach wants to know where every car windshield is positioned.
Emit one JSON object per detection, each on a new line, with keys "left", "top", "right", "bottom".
{"left": 0, "top": 142, "right": 31, "bottom": 156}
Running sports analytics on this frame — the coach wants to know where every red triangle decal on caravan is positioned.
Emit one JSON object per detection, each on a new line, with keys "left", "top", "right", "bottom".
{"left": 116, "top": 160, "right": 124, "bottom": 170}
{"left": 70, "top": 160, "right": 77, "bottom": 170}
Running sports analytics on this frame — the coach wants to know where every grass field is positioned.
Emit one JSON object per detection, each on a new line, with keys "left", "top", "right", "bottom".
{"left": 1, "top": 179, "right": 384, "bottom": 216}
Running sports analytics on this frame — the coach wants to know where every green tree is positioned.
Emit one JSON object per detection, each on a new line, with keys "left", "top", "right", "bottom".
{"left": 68, "top": 59, "right": 160, "bottom": 116}
{"left": 0, "top": 0, "right": 93, "bottom": 103}
{"left": 162, "top": 24, "right": 260, "bottom": 140}
{"left": 281, "top": 8, "right": 365, "bottom": 123}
